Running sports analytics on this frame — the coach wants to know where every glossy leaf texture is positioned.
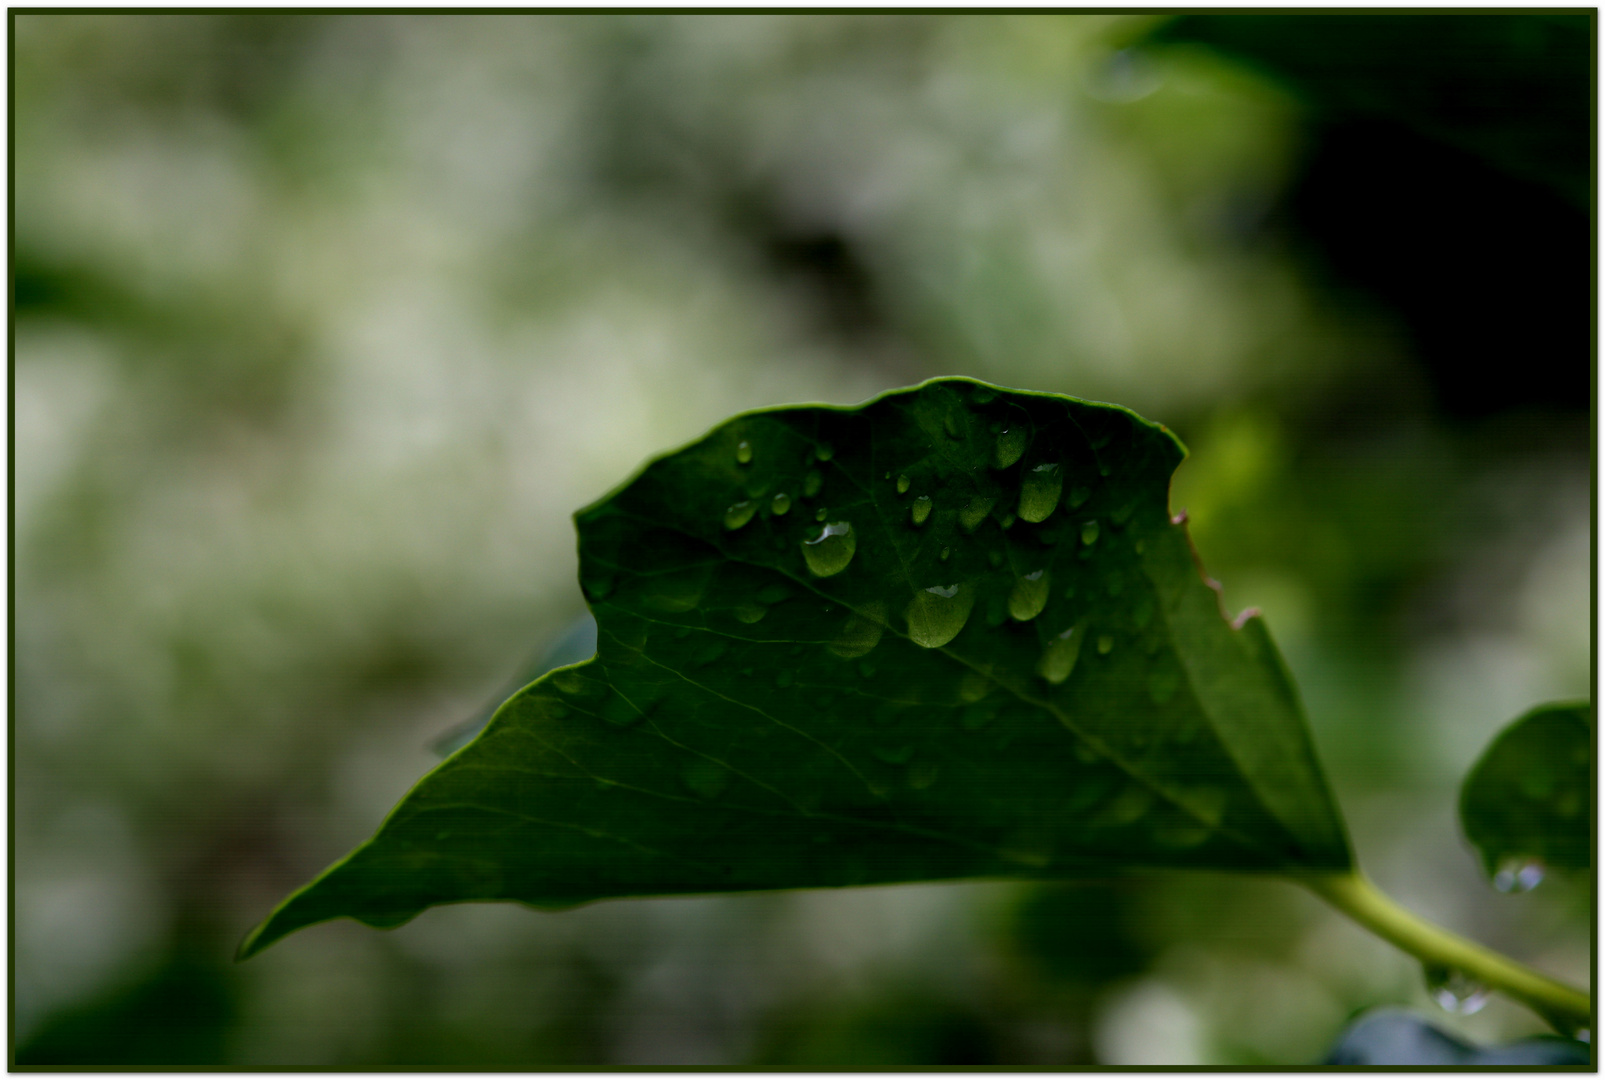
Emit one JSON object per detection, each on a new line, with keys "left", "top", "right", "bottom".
{"left": 240, "top": 377, "right": 1351, "bottom": 959}
{"left": 1459, "top": 701, "right": 1592, "bottom": 886}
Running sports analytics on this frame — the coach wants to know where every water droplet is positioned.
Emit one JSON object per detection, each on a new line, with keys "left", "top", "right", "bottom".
{"left": 1576, "top": 1029, "right": 1591, "bottom": 1044}
{"left": 733, "top": 600, "right": 768, "bottom": 624}
{"left": 993, "top": 426, "right": 1028, "bottom": 468}
{"left": 1095, "top": 784, "right": 1153, "bottom": 827}
{"left": 775, "top": 670, "right": 793, "bottom": 688}
{"left": 643, "top": 565, "right": 711, "bottom": 613}
{"left": 1097, "top": 634, "right": 1114, "bottom": 655}
{"left": 1081, "top": 520, "right": 1100, "bottom": 546}
{"left": 1147, "top": 667, "right": 1179, "bottom": 704}
{"left": 874, "top": 744, "right": 916, "bottom": 765}
{"left": 827, "top": 601, "right": 887, "bottom": 659}
{"left": 970, "top": 384, "right": 998, "bottom": 404}
{"left": 1069, "top": 486, "right": 1091, "bottom": 509}
{"left": 940, "top": 546, "right": 951, "bottom": 561}
{"left": 905, "top": 583, "right": 976, "bottom": 648}
{"left": 1001, "top": 513, "right": 1016, "bottom": 529}
{"left": 736, "top": 440, "right": 753, "bottom": 465}
{"left": 1424, "top": 965, "right": 1490, "bottom": 1015}
{"left": 884, "top": 471, "right": 891, "bottom": 480}
{"left": 1038, "top": 625, "right": 1083, "bottom": 684}
{"left": 758, "top": 583, "right": 792, "bottom": 604}
{"left": 814, "top": 507, "right": 828, "bottom": 522}
{"left": 944, "top": 412, "right": 964, "bottom": 439}
{"left": 911, "top": 495, "right": 933, "bottom": 526}
{"left": 958, "top": 669, "right": 994, "bottom": 703}
{"left": 1009, "top": 569, "right": 1052, "bottom": 621}
{"left": 1492, "top": 855, "right": 1546, "bottom": 893}
{"left": 959, "top": 496, "right": 995, "bottom": 532}
{"left": 1099, "top": 464, "right": 1111, "bottom": 477}
{"left": 724, "top": 500, "right": 758, "bottom": 530}
{"left": 896, "top": 473, "right": 911, "bottom": 494}
{"left": 682, "top": 758, "right": 732, "bottom": 800}
{"left": 1019, "top": 463, "right": 1063, "bottom": 522}
{"left": 815, "top": 442, "right": 834, "bottom": 462}
{"left": 908, "top": 760, "right": 941, "bottom": 789}
{"left": 803, "top": 470, "right": 823, "bottom": 497}
{"left": 771, "top": 492, "right": 791, "bottom": 516}
{"left": 801, "top": 521, "right": 856, "bottom": 577}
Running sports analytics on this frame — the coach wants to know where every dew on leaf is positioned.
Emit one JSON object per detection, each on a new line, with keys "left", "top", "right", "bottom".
{"left": 905, "top": 583, "right": 976, "bottom": 648}
{"left": 758, "top": 583, "right": 792, "bottom": 605}
{"left": 908, "top": 760, "right": 941, "bottom": 789}
{"left": 896, "top": 473, "right": 911, "bottom": 494}
{"left": 993, "top": 426, "right": 1028, "bottom": 468}
{"left": 1134, "top": 538, "right": 1145, "bottom": 554}
{"left": 911, "top": 495, "right": 933, "bottom": 526}
{"left": 1095, "top": 784, "right": 1153, "bottom": 827}
{"left": 959, "top": 496, "right": 995, "bottom": 532}
{"left": 771, "top": 492, "right": 791, "bottom": 516}
{"left": 1019, "top": 463, "right": 1063, "bottom": 522}
{"left": 733, "top": 600, "right": 768, "bottom": 624}
{"left": 682, "top": 758, "right": 732, "bottom": 800}
{"left": 1001, "top": 513, "right": 1017, "bottom": 529}
{"left": 1424, "top": 965, "right": 1490, "bottom": 1015}
{"left": 1009, "top": 569, "right": 1051, "bottom": 622}
{"left": 736, "top": 440, "right": 753, "bottom": 465}
{"left": 802, "top": 521, "right": 856, "bottom": 577}
{"left": 1038, "top": 625, "right": 1083, "bottom": 685}
{"left": 552, "top": 669, "right": 603, "bottom": 699}
{"left": 815, "top": 442, "right": 834, "bottom": 462}
{"left": 958, "top": 669, "right": 994, "bottom": 703}
{"left": 1492, "top": 855, "right": 1545, "bottom": 893}
{"left": 1081, "top": 520, "right": 1100, "bottom": 546}
{"left": 827, "top": 601, "right": 888, "bottom": 659}
{"left": 803, "top": 470, "right": 823, "bottom": 497}
{"left": 723, "top": 500, "right": 758, "bottom": 530}
{"left": 939, "top": 546, "right": 951, "bottom": 561}
{"left": 1069, "top": 485, "right": 1091, "bottom": 509}
{"left": 1097, "top": 634, "right": 1114, "bottom": 655}
{"left": 643, "top": 566, "right": 710, "bottom": 613}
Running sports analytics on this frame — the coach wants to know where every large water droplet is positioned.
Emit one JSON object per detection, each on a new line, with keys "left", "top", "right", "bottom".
{"left": 896, "top": 473, "right": 911, "bottom": 494}
{"left": 1009, "top": 569, "right": 1051, "bottom": 621}
{"left": 827, "top": 601, "right": 887, "bottom": 659}
{"left": 771, "top": 492, "right": 791, "bottom": 516}
{"left": 993, "top": 426, "right": 1027, "bottom": 468}
{"left": 1424, "top": 965, "right": 1490, "bottom": 1015}
{"left": 959, "top": 496, "right": 995, "bottom": 532}
{"left": 1019, "top": 463, "right": 1063, "bottom": 522}
{"left": 802, "top": 521, "right": 856, "bottom": 577}
{"left": 1038, "top": 624, "right": 1083, "bottom": 684}
{"left": 803, "top": 470, "right": 823, "bottom": 498}
{"left": 1492, "top": 855, "right": 1546, "bottom": 893}
{"left": 736, "top": 440, "right": 753, "bottom": 465}
{"left": 1081, "top": 520, "right": 1100, "bottom": 546}
{"left": 724, "top": 500, "right": 757, "bottom": 530}
{"left": 908, "top": 760, "right": 941, "bottom": 790}
{"left": 905, "top": 583, "right": 976, "bottom": 648}
{"left": 682, "top": 758, "right": 732, "bottom": 800}
{"left": 911, "top": 495, "right": 933, "bottom": 526}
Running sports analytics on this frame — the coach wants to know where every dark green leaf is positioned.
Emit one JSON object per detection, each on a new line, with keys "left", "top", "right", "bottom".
{"left": 1459, "top": 700, "right": 1591, "bottom": 887}
{"left": 240, "top": 378, "right": 1350, "bottom": 959}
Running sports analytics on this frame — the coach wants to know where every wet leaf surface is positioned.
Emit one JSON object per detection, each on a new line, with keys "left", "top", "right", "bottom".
{"left": 241, "top": 378, "right": 1350, "bottom": 958}
{"left": 1459, "top": 700, "right": 1591, "bottom": 886}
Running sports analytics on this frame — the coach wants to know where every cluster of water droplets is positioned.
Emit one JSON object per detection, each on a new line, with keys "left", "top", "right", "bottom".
{"left": 1491, "top": 854, "right": 1545, "bottom": 893}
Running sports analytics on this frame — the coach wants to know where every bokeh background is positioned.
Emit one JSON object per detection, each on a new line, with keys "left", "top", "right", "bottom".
{"left": 12, "top": 11, "right": 1592, "bottom": 1068}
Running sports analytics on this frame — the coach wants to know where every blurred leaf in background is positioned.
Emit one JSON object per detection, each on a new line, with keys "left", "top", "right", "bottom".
{"left": 12, "top": 11, "right": 1590, "bottom": 1067}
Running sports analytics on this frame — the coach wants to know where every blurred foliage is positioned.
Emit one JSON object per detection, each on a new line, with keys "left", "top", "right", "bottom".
{"left": 12, "top": 11, "right": 1590, "bottom": 1067}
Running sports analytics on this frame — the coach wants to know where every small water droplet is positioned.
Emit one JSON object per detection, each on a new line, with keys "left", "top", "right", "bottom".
{"left": 905, "top": 582, "right": 977, "bottom": 648}
{"left": 970, "top": 384, "right": 998, "bottom": 404}
{"left": 736, "top": 440, "right": 753, "bottom": 465}
{"left": 897, "top": 473, "right": 911, "bottom": 494}
{"left": 814, "top": 507, "right": 828, "bottom": 522}
{"left": 775, "top": 670, "right": 794, "bottom": 688}
{"left": 771, "top": 492, "right": 791, "bottom": 516}
{"left": 1424, "top": 965, "right": 1490, "bottom": 1015}
{"left": 1038, "top": 625, "right": 1083, "bottom": 684}
{"left": 724, "top": 500, "right": 758, "bottom": 530}
{"left": 682, "top": 758, "right": 732, "bottom": 800}
{"left": 815, "top": 442, "right": 834, "bottom": 462}
{"left": 884, "top": 471, "right": 891, "bottom": 480}
{"left": 802, "top": 521, "right": 856, "bottom": 577}
{"left": 827, "top": 601, "right": 887, "bottom": 659}
{"left": 874, "top": 744, "right": 916, "bottom": 765}
{"left": 1097, "top": 634, "right": 1114, "bottom": 655}
{"left": 803, "top": 470, "right": 823, "bottom": 497}
{"left": 1081, "top": 520, "right": 1100, "bottom": 546}
{"left": 1068, "top": 486, "right": 1091, "bottom": 509}
{"left": 1492, "top": 855, "right": 1546, "bottom": 893}
{"left": 642, "top": 565, "right": 711, "bottom": 613}
{"left": 993, "top": 426, "right": 1028, "bottom": 468}
{"left": 908, "top": 760, "right": 941, "bottom": 789}
{"left": 939, "top": 546, "right": 950, "bottom": 561}
{"left": 733, "top": 600, "right": 768, "bottom": 624}
{"left": 1009, "top": 569, "right": 1052, "bottom": 621}
{"left": 1019, "top": 463, "right": 1063, "bottom": 522}
{"left": 944, "top": 412, "right": 964, "bottom": 439}
{"left": 1001, "top": 513, "right": 1016, "bottom": 529}
{"left": 911, "top": 495, "right": 933, "bottom": 526}
{"left": 959, "top": 495, "right": 995, "bottom": 532}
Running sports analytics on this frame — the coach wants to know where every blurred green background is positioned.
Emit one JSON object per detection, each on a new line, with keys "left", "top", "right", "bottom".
{"left": 12, "top": 12, "right": 1591, "bottom": 1068}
